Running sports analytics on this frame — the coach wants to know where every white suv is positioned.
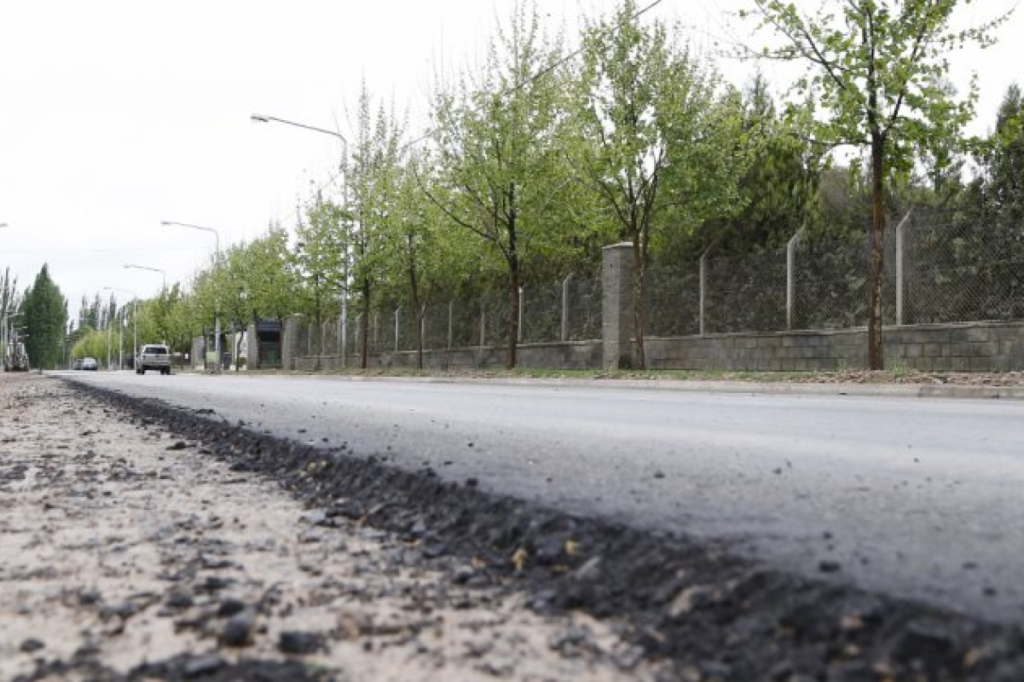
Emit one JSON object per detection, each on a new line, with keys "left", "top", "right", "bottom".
{"left": 136, "top": 344, "right": 172, "bottom": 375}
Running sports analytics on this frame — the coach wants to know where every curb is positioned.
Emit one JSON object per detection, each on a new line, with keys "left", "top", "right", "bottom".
{"left": 166, "top": 370, "right": 1024, "bottom": 401}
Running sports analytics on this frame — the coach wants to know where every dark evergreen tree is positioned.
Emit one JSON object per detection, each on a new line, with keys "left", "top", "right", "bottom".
{"left": 20, "top": 264, "right": 68, "bottom": 369}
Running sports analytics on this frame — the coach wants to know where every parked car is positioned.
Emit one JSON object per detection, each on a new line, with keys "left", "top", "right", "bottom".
{"left": 81, "top": 357, "right": 99, "bottom": 371}
{"left": 136, "top": 344, "right": 172, "bottom": 375}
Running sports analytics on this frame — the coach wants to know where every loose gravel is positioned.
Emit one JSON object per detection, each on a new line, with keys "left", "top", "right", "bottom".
{"left": 0, "top": 374, "right": 655, "bottom": 681}
{"left": 6, "top": 372, "right": 1024, "bottom": 680}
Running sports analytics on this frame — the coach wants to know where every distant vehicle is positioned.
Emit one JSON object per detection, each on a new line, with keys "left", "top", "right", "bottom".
{"left": 3, "top": 340, "right": 30, "bottom": 372}
{"left": 136, "top": 344, "right": 172, "bottom": 375}
{"left": 81, "top": 357, "right": 99, "bottom": 371}
{"left": 73, "top": 358, "right": 83, "bottom": 370}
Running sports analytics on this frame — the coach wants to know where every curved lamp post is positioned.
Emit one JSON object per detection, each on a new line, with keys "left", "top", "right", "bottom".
{"left": 162, "top": 220, "right": 221, "bottom": 372}
{"left": 102, "top": 286, "right": 138, "bottom": 371}
{"left": 251, "top": 113, "right": 351, "bottom": 366}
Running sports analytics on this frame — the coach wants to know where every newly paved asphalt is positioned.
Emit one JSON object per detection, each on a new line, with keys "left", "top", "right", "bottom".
{"left": 62, "top": 371, "right": 1024, "bottom": 623}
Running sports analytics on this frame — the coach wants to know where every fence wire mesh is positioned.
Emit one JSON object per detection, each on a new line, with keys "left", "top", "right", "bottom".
{"left": 521, "top": 282, "right": 562, "bottom": 343}
{"left": 483, "top": 292, "right": 512, "bottom": 348}
{"left": 450, "top": 299, "right": 479, "bottom": 348}
{"left": 293, "top": 213, "right": 1023, "bottom": 364}
{"left": 905, "top": 211, "right": 1024, "bottom": 324}
{"left": 567, "top": 275, "right": 602, "bottom": 341}
{"left": 704, "top": 249, "right": 787, "bottom": 334}
{"left": 644, "top": 262, "right": 700, "bottom": 337}
{"left": 794, "top": 235, "right": 869, "bottom": 330}
{"left": 421, "top": 303, "right": 450, "bottom": 350}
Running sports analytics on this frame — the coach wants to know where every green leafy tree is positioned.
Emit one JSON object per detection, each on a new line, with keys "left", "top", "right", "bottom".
{"left": 429, "top": 4, "right": 576, "bottom": 368}
{"left": 747, "top": 0, "right": 1009, "bottom": 369}
{"left": 983, "top": 83, "right": 1024, "bottom": 224}
{"left": 20, "top": 264, "right": 68, "bottom": 369}
{"left": 295, "top": 195, "right": 348, "bottom": 369}
{"left": 572, "top": 0, "right": 748, "bottom": 368}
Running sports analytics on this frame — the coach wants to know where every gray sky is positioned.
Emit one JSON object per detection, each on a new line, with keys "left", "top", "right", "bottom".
{"left": 1, "top": 0, "right": 1020, "bottom": 321}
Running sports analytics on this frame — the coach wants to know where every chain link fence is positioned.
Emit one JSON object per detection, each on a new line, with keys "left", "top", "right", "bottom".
{"left": 567, "top": 275, "right": 602, "bottom": 341}
{"left": 644, "top": 262, "right": 700, "bottom": 337}
{"left": 294, "top": 213, "right": 1022, "bottom": 362}
{"left": 704, "top": 249, "right": 787, "bottom": 334}
{"left": 905, "top": 210, "right": 1024, "bottom": 324}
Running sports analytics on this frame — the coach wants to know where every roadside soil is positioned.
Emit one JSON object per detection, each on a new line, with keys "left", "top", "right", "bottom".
{"left": 0, "top": 373, "right": 657, "bottom": 681}
{"left": 273, "top": 366, "right": 1024, "bottom": 387}
{"left": 9, "top": 372, "right": 1024, "bottom": 680}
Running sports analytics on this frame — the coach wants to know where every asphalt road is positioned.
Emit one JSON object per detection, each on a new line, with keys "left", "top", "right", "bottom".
{"left": 62, "top": 371, "right": 1024, "bottom": 623}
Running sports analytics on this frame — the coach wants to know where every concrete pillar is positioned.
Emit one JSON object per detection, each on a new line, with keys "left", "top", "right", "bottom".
{"left": 602, "top": 243, "right": 635, "bottom": 370}
{"left": 191, "top": 337, "right": 205, "bottom": 371}
{"left": 246, "top": 324, "right": 258, "bottom": 370}
{"left": 282, "top": 315, "right": 304, "bottom": 371}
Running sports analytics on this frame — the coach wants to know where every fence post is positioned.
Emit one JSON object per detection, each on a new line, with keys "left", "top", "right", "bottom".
{"left": 699, "top": 251, "right": 708, "bottom": 337}
{"left": 479, "top": 300, "right": 486, "bottom": 347}
{"left": 895, "top": 210, "right": 912, "bottom": 325}
{"left": 518, "top": 286, "right": 524, "bottom": 343}
{"left": 356, "top": 313, "right": 364, "bottom": 358}
{"left": 371, "top": 312, "right": 378, "bottom": 352}
{"left": 561, "top": 273, "right": 574, "bottom": 342}
{"left": 421, "top": 305, "right": 427, "bottom": 349}
{"left": 394, "top": 307, "right": 401, "bottom": 352}
{"left": 340, "top": 299, "right": 347, "bottom": 369}
{"left": 447, "top": 301, "right": 454, "bottom": 350}
{"left": 786, "top": 229, "right": 805, "bottom": 331}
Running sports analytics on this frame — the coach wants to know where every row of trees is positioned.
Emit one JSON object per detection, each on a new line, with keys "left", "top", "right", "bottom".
{"left": 65, "top": 0, "right": 1022, "bottom": 372}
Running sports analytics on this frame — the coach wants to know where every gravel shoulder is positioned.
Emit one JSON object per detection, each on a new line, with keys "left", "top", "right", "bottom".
{"left": 8, "top": 372, "right": 1024, "bottom": 680}
{"left": 0, "top": 374, "right": 653, "bottom": 681}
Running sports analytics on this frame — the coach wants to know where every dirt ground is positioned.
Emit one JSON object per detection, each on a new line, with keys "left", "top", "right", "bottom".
{"left": 0, "top": 374, "right": 657, "bottom": 681}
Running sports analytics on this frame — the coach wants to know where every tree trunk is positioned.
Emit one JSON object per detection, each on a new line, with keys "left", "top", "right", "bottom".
{"left": 314, "top": 281, "right": 322, "bottom": 372}
{"left": 506, "top": 267, "right": 520, "bottom": 370}
{"left": 868, "top": 131, "right": 886, "bottom": 371}
{"left": 407, "top": 235, "right": 423, "bottom": 370}
{"left": 505, "top": 185, "right": 520, "bottom": 370}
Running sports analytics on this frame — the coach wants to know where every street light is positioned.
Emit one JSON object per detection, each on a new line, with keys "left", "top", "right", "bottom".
{"left": 162, "top": 220, "right": 222, "bottom": 373}
{"left": 124, "top": 263, "right": 166, "bottom": 290}
{"left": 250, "top": 114, "right": 348, "bottom": 143}
{"left": 103, "top": 287, "right": 138, "bottom": 372}
{"left": 252, "top": 113, "right": 351, "bottom": 366}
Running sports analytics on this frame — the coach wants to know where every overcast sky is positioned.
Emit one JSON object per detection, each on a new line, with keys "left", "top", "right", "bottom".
{"left": 1, "top": 0, "right": 1020, "bottom": 321}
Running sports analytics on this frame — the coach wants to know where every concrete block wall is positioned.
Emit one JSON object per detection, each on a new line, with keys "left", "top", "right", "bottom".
{"left": 643, "top": 321, "right": 1024, "bottom": 372}
{"left": 286, "top": 243, "right": 1023, "bottom": 374}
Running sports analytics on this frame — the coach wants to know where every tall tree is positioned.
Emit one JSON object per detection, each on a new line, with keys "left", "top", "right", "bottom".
{"left": 572, "top": 0, "right": 748, "bottom": 368}
{"left": 748, "top": 0, "right": 1009, "bottom": 369}
{"left": 20, "top": 264, "right": 68, "bottom": 369}
{"left": 295, "top": 194, "right": 348, "bottom": 369}
{"left": 1, "top": 268, "right": 21, "bottom": 356}
{"left": 430, "top": 2, "right": 571, "bottom": 368}
{"left": 984, "top": 83, "right": 1024, "bottom": 224}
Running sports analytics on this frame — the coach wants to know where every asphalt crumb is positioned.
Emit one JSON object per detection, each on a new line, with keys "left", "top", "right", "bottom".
{"left": 58, "top": 377, "right": 1024, "bottom": 680}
